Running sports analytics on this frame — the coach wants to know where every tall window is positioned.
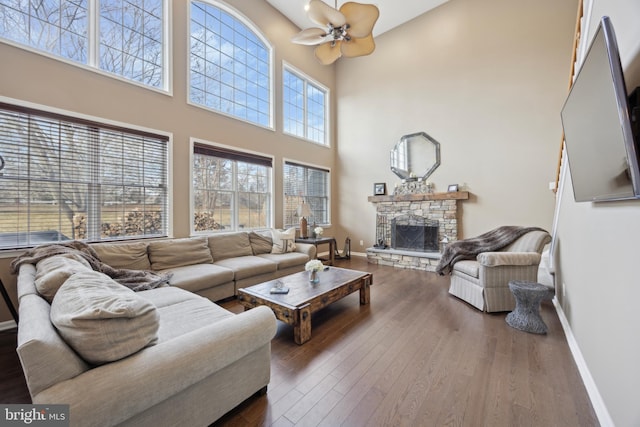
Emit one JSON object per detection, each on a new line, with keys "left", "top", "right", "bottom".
{"left": 193, "top": 143, "right": 272, "bottom": 233}
{"left": 189, "top": 1, "right": 272, "bottom": 128}
{"left": 283, "top": 65, "right": 328, "bottom": 145}
{"left": 283, "top": 161, "right": 329, "bottom": 228}
{"left": 0, "top": 0, "right": 166, "bottom": 89}
{"left": 0, "top": 102, "right": 169, "bottom": 250}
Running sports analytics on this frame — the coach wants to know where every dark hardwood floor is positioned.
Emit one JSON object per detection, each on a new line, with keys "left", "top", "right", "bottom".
{"left": 215, "top": 257, "right": 599, "bottom": 427}
{"left": 0, "top": 257, "right": 599, "bottom": 426}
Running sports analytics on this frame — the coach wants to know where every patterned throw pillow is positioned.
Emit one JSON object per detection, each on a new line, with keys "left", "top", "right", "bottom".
{"left": 270, "top": 228, "right": 297, "bottom": 254}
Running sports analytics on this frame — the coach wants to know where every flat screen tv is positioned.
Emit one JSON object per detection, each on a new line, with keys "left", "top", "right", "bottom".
{"left": 561, "top": 16, "right": 640, "bottom": 202}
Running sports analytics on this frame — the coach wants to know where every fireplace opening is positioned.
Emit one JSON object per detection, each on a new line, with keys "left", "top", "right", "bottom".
{"left": 391, "top": 215, "right": 439, "bottom": 252}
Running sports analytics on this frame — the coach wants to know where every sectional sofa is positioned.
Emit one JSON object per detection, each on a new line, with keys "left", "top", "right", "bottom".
{"left": 14, "top": 230, "right": 316, "bottom": 426}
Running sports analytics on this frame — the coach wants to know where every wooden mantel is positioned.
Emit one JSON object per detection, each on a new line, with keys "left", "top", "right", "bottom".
{"left": 367, "top": 191, "right": 469, "bottom": 203}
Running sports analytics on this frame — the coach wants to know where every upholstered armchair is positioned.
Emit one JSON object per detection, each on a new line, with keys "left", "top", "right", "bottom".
{"left": 448, "top": 230, "right": 551, "bottom": 312}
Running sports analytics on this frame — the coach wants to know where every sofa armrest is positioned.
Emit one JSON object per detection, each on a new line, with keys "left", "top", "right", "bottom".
{"left": 477, "top": 252, "right": 541, "bottom": 267}
{"left": 295, "top": 243, "right": 316, "bottom": 259}
{"left": 34, "top": 306, "right": 276, "bottom": 426}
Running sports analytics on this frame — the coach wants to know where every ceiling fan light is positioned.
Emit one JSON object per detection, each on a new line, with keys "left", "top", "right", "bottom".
{"left": 339, "top": 2, "right": 379, "bottom": 38}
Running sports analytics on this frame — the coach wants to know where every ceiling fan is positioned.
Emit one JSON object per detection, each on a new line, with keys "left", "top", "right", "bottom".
{"left": 291, "top": 0, "right": 380, "bottom": 65}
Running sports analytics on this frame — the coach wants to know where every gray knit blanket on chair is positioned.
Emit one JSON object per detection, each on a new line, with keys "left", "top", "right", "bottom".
{"left": 10, "top": 240, "right": 171, "bottom": 291}
{"left": 435, "top": 226, "right": 547, "bottom": 275}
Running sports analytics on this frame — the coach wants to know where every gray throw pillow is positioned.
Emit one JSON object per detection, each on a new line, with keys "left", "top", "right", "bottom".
{"left": 249, "top": 231, "right": 273, "bottom": 255}
{"left": 35, "top": 255, "right": 93, "bottom": 302}
{"left": 50, "top": 271, "right": 159, "bottom": 365}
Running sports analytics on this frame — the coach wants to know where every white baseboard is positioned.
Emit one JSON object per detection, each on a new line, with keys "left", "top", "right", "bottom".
{"left": 0, "top": 320, "right": 17, "bottom": 331}
{"left": 552, "top": 298, "right": 614, "bottom": 427}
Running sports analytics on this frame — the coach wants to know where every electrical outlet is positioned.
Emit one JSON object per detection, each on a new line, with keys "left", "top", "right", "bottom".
{"left": 562, "top": 282, "right": 566, "bottom": 297}
{"left": 359, "top": 240, "right": 364, "bottom": 246}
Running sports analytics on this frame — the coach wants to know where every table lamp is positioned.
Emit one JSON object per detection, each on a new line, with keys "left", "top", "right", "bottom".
{"left": 297, "top": 201, "right": 312, "bottom": 238}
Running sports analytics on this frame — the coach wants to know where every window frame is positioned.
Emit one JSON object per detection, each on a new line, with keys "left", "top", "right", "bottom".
{"left": 282, "top": 62, "right": 330, "bottom": 146}
{"left": 190, "top": 138, "right": 274, "bottom": 235}
{"left": 282, "top": 159, "right": 331, "bottom": 230}
{"left": 0, "top": 96, "right": 173, "bottom": 253}
{"left": 187, "top": 0, "right": 274, "bottom": 130}
{"left": 0, "top": 0, "right": 172, "bottom": 94}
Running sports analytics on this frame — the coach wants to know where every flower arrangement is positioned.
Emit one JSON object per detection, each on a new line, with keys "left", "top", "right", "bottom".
{"left": 314, "top": 226, "right": 324, "bottom": 237}
{"left": 305, "top": 259, "right": 324, "bottom": 272}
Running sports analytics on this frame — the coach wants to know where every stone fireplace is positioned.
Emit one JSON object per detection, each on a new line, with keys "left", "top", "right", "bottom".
{"left": 367, "top": 190, "right": 469, "bottom": 272}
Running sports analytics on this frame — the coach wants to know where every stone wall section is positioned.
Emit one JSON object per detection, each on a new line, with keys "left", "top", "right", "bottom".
{"left": 373, "top": 199, "right": 459, "bottom": 249}
{"left": 367, "top": 192, "right": 467, "bottom": 272}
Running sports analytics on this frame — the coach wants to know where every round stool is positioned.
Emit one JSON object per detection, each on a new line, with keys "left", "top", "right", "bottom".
{"left": 505, "top": 281, "right": 554, "bottom": 334}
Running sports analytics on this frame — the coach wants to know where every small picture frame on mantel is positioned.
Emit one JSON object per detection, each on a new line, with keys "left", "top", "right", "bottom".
{"left": 447, "top": 184, "right": 459, "bottom": 192}
{"left": 374, "top": 183, "right": 386, "bottom": 195}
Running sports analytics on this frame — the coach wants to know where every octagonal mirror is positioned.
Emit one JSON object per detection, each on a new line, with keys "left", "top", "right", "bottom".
{"left": 390, "top": 132, "right": 441, "bottom": 181}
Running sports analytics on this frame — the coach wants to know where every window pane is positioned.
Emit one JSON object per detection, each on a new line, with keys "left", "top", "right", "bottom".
{"left": 283, "top": 66, "right": 328, "bottom": 145}
{"left": 0, "top": 0, "right": 88, "bottom": 63}
{"left": 283, "top": 162, "right": 329, "bottom": 228}
{"left": 193, "top": 149, "right": 271, "bottom": 233}
{"left": 0, "top": 103, "right": 169, "bottom": 249}
{"left": 189, "top": 1, "right": 271, "bottom": 128}
{"left": 99, "top": 0, "right": 164, "bottom": 88}
{"left": 0, "top": 0, "right": 165, "bottom": 89}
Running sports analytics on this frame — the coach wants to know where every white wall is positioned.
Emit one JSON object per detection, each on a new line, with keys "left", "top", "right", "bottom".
{"left": 554, "top": 1, "right": 640, "bottom": 425}
{"left": 333, "top": 0, "right": 577, "bottom": 251}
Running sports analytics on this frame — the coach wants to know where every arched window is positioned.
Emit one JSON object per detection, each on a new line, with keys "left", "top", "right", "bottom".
{"left": 189, "top": 1, "right": 273, "bottom": 128}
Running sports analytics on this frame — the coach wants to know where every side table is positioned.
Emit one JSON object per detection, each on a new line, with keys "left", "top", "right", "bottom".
{"left": 505, "top": 281, "right": 553, "bottom": 334}
{"left": 0, "top": 277, "right": 18, "bottom": 322}
{"left": 295, "top": 236, "right": 336, "bottom": 266}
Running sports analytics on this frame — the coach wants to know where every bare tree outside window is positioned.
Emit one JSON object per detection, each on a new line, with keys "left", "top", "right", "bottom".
{"left": 0, "top": 0, "right": 165, "bottom": 89}
{"left": 192, "top": 150, "right": 271, "bottom": 233}
{"left": 0, "top": 105, "right": 169, "bottom": 249}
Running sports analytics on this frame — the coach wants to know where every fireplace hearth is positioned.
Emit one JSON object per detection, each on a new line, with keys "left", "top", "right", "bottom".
{"left": 391, "top": 215, "right": 439, "bottom": 252}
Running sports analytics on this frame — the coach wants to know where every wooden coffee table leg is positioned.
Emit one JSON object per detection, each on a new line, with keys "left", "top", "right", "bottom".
{"left": 360, "top": 275, "right": 371, "bottom": 305}
{"left": 294, "top": 303, "right": 312, "bottom": 345}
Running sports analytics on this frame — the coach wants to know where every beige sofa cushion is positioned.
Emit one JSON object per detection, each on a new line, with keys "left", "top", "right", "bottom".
{"left": 208, "top": 232, "right": 253, "bottom": 261}
{"left": 138, "top": 287, "right": 235, "bottom": 342}
{"left": 148, "top": 237, "right": 213, "bottom": 270}
{"left": 34, "top": 255, "right": 93, "bottom": 302}
{"left": 270, "top": 228, "right": 296, "bottom": 254}
{"left": 92, "top": 241, "right": 150, "bottom": 270}
{"left": 258, "top": 252, "right": 309, "bottom": 269}
{"left": 249, "top": 231, "right": 273, "bottom": 255}
{"left": 214, "top": 256, "right": 277, "bottom": 280}
{"left": 158, "top": 263, "right": 235, "bottom": 293}
{"left": 452, "top": 260, "right": 480, "bottom": 278}
{"left": 50, "top": 271, "right": 159, "bottom": 365}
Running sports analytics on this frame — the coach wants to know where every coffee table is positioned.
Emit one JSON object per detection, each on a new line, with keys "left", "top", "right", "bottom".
{"left": 237, "top": 267, "right": 372, "bottom": 344}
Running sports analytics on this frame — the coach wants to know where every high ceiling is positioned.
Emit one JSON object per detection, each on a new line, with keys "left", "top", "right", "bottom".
{"left": 265, "top": 0, "right": 450, "bottom": 37}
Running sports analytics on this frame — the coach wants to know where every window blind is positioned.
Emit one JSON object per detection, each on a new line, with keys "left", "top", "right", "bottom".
{"left": 0, "top": 103, "right": 169, "bottom": 250}
{"left": 193, "top": 143, "right": 272, "bottom": 168}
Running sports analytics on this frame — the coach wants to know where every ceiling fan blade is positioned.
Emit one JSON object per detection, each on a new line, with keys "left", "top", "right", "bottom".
{"left": 340, "top": 2, "right": 379, "bottom": 38}
{"left": 315, "top": 41, "right": 343, "bottom": 65}
{"left": 292, "top": 27, "right": 329, "bottom": 45}
{"left": 341, "top": 33, "right": 375, "bottom": 58}
{"left": 307, "top": 0, "right": 347, "bottom": 28}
